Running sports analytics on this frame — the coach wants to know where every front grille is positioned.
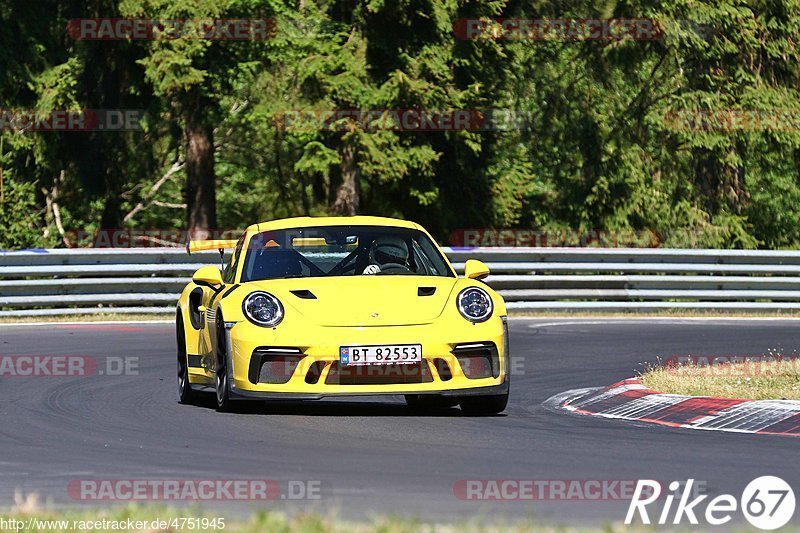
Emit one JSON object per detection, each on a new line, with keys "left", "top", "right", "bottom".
{"left": 249, "top": 347, "right": 304, "bottom": 384}
{"left": 325, "top": 361, "right": 433, "bottom": 385}
{"left": 452, "top": 342, "right": 499, "bottom": 379}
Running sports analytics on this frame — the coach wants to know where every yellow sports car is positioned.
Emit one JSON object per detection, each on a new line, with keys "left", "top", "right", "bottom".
{"left": 176, "top": 216, "right": 509, "bottom": 415}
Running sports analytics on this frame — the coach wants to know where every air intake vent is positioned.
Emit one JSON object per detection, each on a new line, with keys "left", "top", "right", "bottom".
{"left": 291, "top": 289, "right": 317, "bottom": 299}
{"left": 248, "top": 347, "right": 304, "bottom": 384}
{"left": 418, "top": 287, "right": 436, "bottom": 296}
{"left": 452, "top": 342, "right": 499, "bottom": 379}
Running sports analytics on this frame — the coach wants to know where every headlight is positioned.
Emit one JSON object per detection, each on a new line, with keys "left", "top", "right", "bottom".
{"left": 457, "top": 287, "right": 493, "bottom": 323}
{"left": 243, "top": 291, "right": 284, "bottom": 327}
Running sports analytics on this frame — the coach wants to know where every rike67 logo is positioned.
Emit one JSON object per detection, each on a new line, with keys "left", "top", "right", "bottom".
{"left": 626, "top": 477, "right": 795, "bottom": 530}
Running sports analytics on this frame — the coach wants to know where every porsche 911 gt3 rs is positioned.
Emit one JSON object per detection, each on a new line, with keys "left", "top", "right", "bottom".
{"left": 176, "top": 216, "right": 510, "bottom": 414}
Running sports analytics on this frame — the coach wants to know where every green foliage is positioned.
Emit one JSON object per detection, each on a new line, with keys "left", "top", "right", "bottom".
{"left": 1, "top": 0, "right": 800, "bottom": 249}
{"left": 0, "top": 173, "right": 53, "bottom": 249}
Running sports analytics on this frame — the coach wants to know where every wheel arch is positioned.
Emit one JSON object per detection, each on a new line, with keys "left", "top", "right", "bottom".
{"left": 176, "top": 283, "right": 203, "bottom": 355}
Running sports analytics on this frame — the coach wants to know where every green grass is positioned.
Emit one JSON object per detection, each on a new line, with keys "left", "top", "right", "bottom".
{"left": 640, "top": 355, "right": 800, "bottom": 400}
{"left": 2, "top": 503, "right": 799, "bottom": 533}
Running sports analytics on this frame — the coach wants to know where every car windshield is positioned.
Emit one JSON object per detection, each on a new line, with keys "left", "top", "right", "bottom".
{"left": 241, "top": 225, "right": 453, "bottom": 282}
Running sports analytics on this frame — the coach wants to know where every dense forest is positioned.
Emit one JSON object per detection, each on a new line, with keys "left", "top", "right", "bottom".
{"left": 1, "top": 0, "right": 799, "bottom": 249}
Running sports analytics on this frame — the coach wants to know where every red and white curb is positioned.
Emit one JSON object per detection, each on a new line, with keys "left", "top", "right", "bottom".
{"left": 549, "top": 378, "right": 800, "bottom": 437}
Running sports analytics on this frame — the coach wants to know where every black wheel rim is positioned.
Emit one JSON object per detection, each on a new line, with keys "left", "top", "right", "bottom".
{"left": 216, "top": 368, "right": 226, "bottom": 405}
{"left": 178, "top": 358, "right": 186, "bottom": 396}
{"left": 177, "top": 314, "right": 188, "bottom": 399}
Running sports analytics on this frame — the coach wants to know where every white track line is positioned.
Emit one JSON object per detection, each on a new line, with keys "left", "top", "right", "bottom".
{"left": 523, "top": 317, "right": 800, "bottom": 328}
{"left": 549, "top": 382, "right": 800, "bottom": 437}
{"left": 1, "top": 320, "right": 172, "bottom": 327}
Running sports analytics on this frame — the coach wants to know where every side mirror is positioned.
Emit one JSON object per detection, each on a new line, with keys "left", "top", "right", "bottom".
{"left": 192, "top": 266, "right": 224, "bottom": 289}
{"left": 464, "top": 259, "right": 490, "bottom": 280}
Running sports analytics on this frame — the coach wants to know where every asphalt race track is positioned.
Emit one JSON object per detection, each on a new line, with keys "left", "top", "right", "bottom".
{"left": 2, "top": 318, "right": 799, "bottom": 526}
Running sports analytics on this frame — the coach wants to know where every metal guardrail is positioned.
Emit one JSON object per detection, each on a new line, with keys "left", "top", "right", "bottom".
{"left": 2, "top": 247, "right": 800, "bottom": 316}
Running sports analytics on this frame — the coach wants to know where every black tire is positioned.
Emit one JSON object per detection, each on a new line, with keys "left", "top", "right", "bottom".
{"left": 459, "top": 392, "right": 509, "bottom": 416}
{"left": 404, "top": 394, "right": 459, "bottom": 412}
{"left": 215, "top": 317, "right": 238, "bottom": 412}
{"left": 176, "top": 313, "right": 194, "bottom": 404}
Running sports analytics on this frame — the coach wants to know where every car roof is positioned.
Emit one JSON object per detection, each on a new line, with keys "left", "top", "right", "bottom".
{"left": 246, "top": 216, "right": 422, "bottom": 233}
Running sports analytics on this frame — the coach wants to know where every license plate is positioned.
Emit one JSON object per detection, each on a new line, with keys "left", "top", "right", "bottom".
{"left": 339, "top": 344, "right": 422, "bottom": 366}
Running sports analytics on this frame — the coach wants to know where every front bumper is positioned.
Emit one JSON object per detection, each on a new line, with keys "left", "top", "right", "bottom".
{"left": 227, "top": 381, "right": 509, "bottom": 401}
{"left": 223, "top": 315, "right": 510, "bottom": 400}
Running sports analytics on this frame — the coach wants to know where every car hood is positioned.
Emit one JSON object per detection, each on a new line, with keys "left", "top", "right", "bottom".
{"left": 247, "top": 276, "right": 458, "bottom": 326}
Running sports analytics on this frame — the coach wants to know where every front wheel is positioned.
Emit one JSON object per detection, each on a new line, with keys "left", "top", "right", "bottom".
{"left": 177, "top": 313, "right": 194, "bottom": 404}
{"left": 215, "top": 318, "right": 238, "bottom": 412}
{"left": 459, "top": 392, "right": 509, "bottom": 416}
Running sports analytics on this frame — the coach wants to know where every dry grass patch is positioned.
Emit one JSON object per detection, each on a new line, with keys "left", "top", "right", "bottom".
{"left": 640, "top": 354, "right": 800, "bottom": 400}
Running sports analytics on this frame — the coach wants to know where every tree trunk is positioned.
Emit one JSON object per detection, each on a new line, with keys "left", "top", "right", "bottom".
{"left": 332, "top": 140, "right": 359, "bottom": 215}
{"left": 693, "top": 147, "right": 746, "bottom": 215}
{"left": 100, "top": 195, "right": 123, "bottom": 230}
{"left": 185, "top": 111, "right": 217, "bottom": 237}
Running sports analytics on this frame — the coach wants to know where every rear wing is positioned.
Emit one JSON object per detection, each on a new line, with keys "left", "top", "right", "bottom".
{"left": 186, "top": 239, "right": 238, "bottom": 255}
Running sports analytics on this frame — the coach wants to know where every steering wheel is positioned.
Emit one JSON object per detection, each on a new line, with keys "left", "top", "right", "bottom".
{"left": 377, "top": 263, "right": 413, "bottom": 274}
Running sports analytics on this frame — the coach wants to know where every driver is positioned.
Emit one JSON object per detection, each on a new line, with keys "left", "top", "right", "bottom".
{"left": 362, "top": 236, "right": 410, "bottom": 274}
